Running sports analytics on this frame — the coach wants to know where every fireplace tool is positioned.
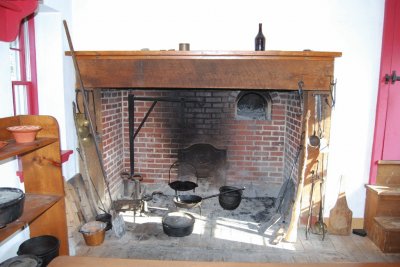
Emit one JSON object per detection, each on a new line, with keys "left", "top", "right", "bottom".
{"left": 121, "top": 172, "right": 143, "bottom": 200}
{"left": 64, "top": 21, "right": 125, "bottom": 238}
{"left": 305, "top": 164, "right": 319, "bottom": 239}
{"left": 309, "top": 95, "right": 321, "bottom": 148}
{"left": 258, "top": 144, "right": 302, "bottom": 234}
{"left": 117, "top": 172, "right": 145, "bottom": 222}
{"left": 313, "top": 156, "right": 327, "bottom": 240}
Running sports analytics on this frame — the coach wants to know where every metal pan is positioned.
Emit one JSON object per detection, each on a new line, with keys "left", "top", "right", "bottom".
{"left": 168, "top": 161, "right": 198, "bottom": 193}
{"left": 173, "top": 195, "right": 202, "bottom": 209}
{"left": 173, "top": 187, "right": 245, "bottom": 209}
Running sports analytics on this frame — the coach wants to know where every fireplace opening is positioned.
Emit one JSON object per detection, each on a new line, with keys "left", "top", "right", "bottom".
{"left": 178, "top": 143, "right": 227, "bottom": 189}
{"left": 100, "top": 89, "right": 302, "bottom": 198}
{"left": 236, "top": 91, "right": 272, "bottom": 120}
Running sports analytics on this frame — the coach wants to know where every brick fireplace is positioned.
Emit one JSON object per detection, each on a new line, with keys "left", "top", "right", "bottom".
{"left": 101, "top": 89, "right": 302, "bottom": 196}
{"left": 70, "top": 50, "right": 340, "bottom": 199}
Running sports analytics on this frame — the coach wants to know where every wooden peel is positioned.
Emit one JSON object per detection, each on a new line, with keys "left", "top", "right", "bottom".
{"left": 328, "top": 175, "right": 353, "bottom": 235}
{"left": 284, "top": 110, "right": 310, "bottom": 242}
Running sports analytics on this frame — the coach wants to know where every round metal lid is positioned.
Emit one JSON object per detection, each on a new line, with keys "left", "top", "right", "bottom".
{"left": 162, "top": 212, "right": 195, "bottom": 228}
{"left": 0, "top": 255, "right": 42, "bottom": 267}
{"left": 0, "top": 188, "right": 24, "bottom": 208}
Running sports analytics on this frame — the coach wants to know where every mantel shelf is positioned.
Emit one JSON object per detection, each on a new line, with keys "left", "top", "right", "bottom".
{"left": 66, "top": 50, "right": 342, "bottom": 90}
{"left": 66, "top": 50, "right": 342, "bottom": 58}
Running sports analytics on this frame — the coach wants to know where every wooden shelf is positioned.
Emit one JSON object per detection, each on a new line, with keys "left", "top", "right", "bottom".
{"left": 66, "top": 50, "right": 341, "bottom": 90}
{"left": 0, "top": 194, "right": 60, "bottom": 242}
{"left": 0, "top": 138, "right": 58, "bottom": 161}
{"left": 0, "top": 115, "right": 69, "bottom": 255}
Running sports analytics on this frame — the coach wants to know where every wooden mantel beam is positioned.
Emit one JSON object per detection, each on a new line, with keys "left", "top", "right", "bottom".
{"left": 66, "top": 50, "right": 341, "bottom": 90}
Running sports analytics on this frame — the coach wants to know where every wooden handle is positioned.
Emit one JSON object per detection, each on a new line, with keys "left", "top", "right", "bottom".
{"left": 284, "top": 110, "right": 310, "bottom": 242}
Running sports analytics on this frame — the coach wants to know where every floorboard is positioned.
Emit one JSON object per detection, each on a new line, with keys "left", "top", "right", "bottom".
{"left": 75, "top": 195, "right": 400, "bottom": 263}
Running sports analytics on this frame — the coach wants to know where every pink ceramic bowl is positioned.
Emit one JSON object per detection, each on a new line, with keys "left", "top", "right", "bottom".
{"left": 7, "top": 125, "right": 42, "bottom": 143}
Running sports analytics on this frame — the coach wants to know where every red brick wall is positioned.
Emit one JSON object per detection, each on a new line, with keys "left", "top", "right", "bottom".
{"left": 101, "top": 90, "right": 124, "bottom": 193}
{"left": 283, "top": 93, "right": 303, "bottom": 180}
{"left": 100, "top": 89, "right": 302, "bottom": 193}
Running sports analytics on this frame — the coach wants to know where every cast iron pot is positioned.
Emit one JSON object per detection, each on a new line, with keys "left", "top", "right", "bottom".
{"left": 0, "top": 255, "right": 42, "bottom": 267}
{"left": 95, "top": 213, "right": 112, "bottom": 231}
{"left": 162, "top": 211, "right": 195, "bottom": 237}
{"left": 173, "top": 187, "right": 245, "bottom": 209}
{"left": 17, "top": 235, "right": 60, "bottom": 267}
{"left": 0, "top": 187, "right": 25, "bottom": 228}
{"left": 218, "top": 186, "right": 243, "bottom": 210}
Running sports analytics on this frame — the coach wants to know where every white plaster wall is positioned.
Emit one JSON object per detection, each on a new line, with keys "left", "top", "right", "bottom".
{"left": 0, "top": 42, "right": 29, "bottom": 263}
{"left": 0, "top": 43, "right": 14, "bottom": 118}
{"left": 41, "top": 0, "right": 77, "bottom": 183}
{"left": 0, "top": 42, "right": 19, "bottom": 189}
{"left": 35, "top": 3, "right": 77, "bottom": 181}
{"left": 68, "top": 0, "right": 385, "bottom": 218}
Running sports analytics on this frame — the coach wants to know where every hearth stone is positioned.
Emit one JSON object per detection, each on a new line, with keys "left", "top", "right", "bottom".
{"left": 114, "top": 180, "right": 281, "bottom": 201}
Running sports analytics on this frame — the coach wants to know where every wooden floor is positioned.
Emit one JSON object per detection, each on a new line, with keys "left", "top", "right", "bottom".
{"left": 75, "top": 198, "right": 400, "bottom": 263}
{"left": 76, "top": 224, "right": 400, "bottom": 263}
{"left": 51, "top": 256, "right": 400, "bottom": 267}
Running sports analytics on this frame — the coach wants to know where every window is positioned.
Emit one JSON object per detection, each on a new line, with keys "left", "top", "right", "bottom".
{"left": 9, "top": 15, "right": 38, "bottom": 115}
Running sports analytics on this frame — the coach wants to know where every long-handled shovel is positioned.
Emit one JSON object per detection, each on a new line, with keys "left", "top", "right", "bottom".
{"left": 63, "top": 20, "right": 125, "bottom": 238}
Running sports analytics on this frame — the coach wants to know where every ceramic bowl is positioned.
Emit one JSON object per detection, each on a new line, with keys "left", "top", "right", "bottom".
{"left": 7, "top": 125, "right": 42, "bottom": 143}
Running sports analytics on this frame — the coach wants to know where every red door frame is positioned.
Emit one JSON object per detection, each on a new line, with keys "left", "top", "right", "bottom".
{"left": 369, "top": 0, "right": 399, "bottom": 184}
{"left": 27, "top": 14, "right": 38, "bottom": 115}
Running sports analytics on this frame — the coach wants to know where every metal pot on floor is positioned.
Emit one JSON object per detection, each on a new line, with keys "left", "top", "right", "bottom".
{"left": 218, "top": 186, "right": 243, "bottom": 210}
{"left": 162, "top": 211, "right": 195, "bottom": 237}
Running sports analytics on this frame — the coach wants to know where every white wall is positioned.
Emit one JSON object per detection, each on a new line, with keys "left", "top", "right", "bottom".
{"left": 0, "top": 42, "right": 28, "bottom": 263}
{"left": 0, "top": 42, "right": 20, "bottom": 190}
{"left": 35, "top": 3, "right": 77, "bottom": 181}
{"left": 40, "top": 1, "right": 76, "bottom": 182}
{"left": 68, "top": 0, "right": 385, "bottom": 218}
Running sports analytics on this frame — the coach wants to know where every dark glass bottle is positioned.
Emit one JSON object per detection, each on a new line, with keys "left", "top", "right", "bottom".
{"left": 255, "top": 23, "right": 265, "bottom": 51}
